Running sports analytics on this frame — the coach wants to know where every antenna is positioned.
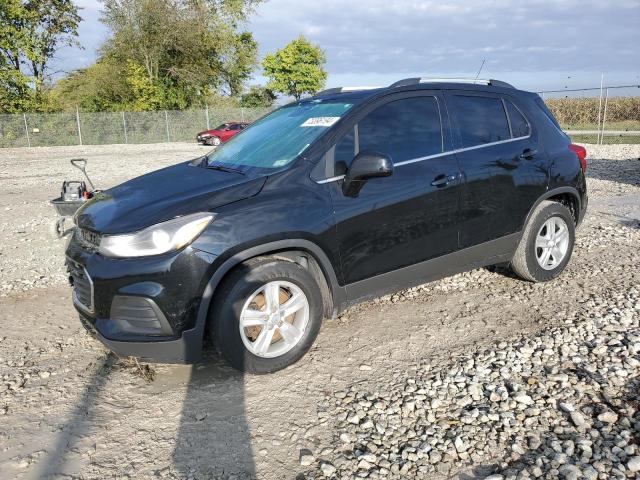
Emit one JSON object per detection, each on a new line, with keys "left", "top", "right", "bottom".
{"left": 474, "top": 59, "right": 486, "bottom": 81}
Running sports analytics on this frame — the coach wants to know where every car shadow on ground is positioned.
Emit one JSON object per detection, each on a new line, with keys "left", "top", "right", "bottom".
{"left": 171, "top": 346, "right": 256, "bottom": 479}
{"left": 587, "top": 157, "right": 640, "bottom": 187}
{"left": 619, "top": 218, "right": 640, "bottom": 230}
{"left": 29, "top": 345, "right": 256, "bottom": 479}
{"left": 28, "top": 352, "right": 118, "bottom": 479}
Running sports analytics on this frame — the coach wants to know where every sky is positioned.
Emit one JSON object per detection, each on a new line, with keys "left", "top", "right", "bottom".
{"left": 55, "top": 0, "right": 640, "bottom": 95}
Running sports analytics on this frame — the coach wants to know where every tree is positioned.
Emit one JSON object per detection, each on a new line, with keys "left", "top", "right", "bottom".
{"left": 262, "top": 36, "right": 327, "bottom": 101}
{"left": 51, "top": 59, "right": 130, "bottom": 111}
{"left": 0, "top": 0, "right": 80, "bottom": 111}
{"left": 239, "top": 85, "right": 275, "bottom": 108}
{"left": 72, "top": 0, "right": 261, "bottom": 111}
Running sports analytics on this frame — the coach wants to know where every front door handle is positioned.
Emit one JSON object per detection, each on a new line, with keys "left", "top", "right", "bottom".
{"left": 519, "top": 148, "right": 538, "bottom": 160}
{"left": 431, "top": 174, "right": 458, "bottom": 187}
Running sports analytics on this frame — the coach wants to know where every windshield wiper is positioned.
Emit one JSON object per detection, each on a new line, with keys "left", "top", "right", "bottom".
{"left": 205, "top": 163, "right": 245, "bottom": 175}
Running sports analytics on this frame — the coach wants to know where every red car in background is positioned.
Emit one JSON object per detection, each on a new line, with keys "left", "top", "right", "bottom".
{"left": 196, "top": 122, "right": 249, "bottom": 146}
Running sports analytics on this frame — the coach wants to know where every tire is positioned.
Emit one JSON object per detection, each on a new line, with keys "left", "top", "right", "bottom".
{"left": 210, "top": 257, "right": 323, "bottom": 374}
{"left": 206, "top": 136, "right": 221, "bottom": 146}
{"left": 52, "top": 217, "right": 65, "bottom": 238}
{"left": 511, "top": 200, "right": 575, "bottom": 282}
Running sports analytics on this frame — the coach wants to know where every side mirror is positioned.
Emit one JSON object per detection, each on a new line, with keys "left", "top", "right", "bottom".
{"left": 342, "top": 151, "right": 393, "bottom": 197}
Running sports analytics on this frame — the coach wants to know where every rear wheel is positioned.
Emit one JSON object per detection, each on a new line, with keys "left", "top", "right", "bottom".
{"left": 211, "top": 257, "right": 323, "bottom": 373}
{"left": 511, "top": 200, "right": 575, "bottom": 282}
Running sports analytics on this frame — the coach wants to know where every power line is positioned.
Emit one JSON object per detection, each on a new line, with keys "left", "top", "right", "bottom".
{"left": 537, "top": 84, "right": 639, "bottom": 94}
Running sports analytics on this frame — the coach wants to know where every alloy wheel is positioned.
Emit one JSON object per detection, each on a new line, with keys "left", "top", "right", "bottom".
{"left": 239, "top": 281, "right": 310, "bottom": 358}
{"left": 535, "top": 216, "right": 570, "bottom": 270}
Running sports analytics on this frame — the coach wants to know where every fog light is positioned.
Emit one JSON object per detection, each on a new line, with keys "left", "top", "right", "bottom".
{"left": 110, "top": 296, "right": 173, "bottom": 336}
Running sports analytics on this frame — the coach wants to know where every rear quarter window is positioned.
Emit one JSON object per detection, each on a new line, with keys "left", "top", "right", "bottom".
{"left": 451, "top": 95, "right": 510, "bottom": 147}
{"left": 504, "top": 99, "right": 531, "bottom": 138}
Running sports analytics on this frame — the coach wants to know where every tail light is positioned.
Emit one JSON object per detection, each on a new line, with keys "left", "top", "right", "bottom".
{"left": 569, "top": 143, "right": 587, "bottom": 173}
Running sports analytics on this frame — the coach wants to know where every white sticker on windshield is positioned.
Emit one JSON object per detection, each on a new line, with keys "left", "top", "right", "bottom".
{"left": 301, "top": 116, "right": 341, "bottom": 127}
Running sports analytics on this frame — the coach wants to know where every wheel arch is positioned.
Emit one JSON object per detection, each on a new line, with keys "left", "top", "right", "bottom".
{"left": 522, "top": 186, "right": 581, "bottom": 231}
{"left": 192, "top": 239, "right": 345, "bottom": 353}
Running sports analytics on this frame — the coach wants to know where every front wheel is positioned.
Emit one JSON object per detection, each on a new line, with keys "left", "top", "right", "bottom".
{"left": 211, "top": 257, "right": 323, "bottom": 373}
{"left": 52, "top": 217, "right": 65, "bottom": 238}
{"left": 510, "top": 200, "right": 576, "bottom": 282}
{"left": 206, "top": 136, "right": 221, "bottom": 146}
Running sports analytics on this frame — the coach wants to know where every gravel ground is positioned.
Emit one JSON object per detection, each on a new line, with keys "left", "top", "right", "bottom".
{"left": 0, "top": 143, "right": 638, "bottom": 479}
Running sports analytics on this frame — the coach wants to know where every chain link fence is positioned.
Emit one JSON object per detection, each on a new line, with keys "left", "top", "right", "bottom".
{"left": 0, "top": 107, "right": 272, "bottom": 148}
{"left": 1, "top": 85, "right": 639, "bottom": 148}
{"left": 539, "top": 85, "right": 640, "bottom": 144}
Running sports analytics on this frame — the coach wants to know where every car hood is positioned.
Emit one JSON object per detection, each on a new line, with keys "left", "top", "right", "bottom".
{"left": 75, "top": 160, "right": 266, "bottom": 234}
{"left": 198, "top": 129, "right": 223, "bottom": 136}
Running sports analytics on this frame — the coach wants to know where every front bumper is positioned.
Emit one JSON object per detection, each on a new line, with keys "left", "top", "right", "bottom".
{"left": 79, "top": 313, "right": 204, "bottom": 363}
{"left": 66, "top": 232, "right": 217, "bottom": 363}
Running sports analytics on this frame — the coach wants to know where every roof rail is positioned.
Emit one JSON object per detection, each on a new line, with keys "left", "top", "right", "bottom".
{"left": 313, "top": 86, "right": 383, "bottom": 97}
{"left": 390, "top": 77, "right": 515, "bottom": 89}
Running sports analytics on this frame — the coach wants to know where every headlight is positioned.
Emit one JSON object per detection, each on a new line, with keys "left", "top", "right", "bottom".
{"left": 99, "top": 212, "right": 214, "bottom": 258}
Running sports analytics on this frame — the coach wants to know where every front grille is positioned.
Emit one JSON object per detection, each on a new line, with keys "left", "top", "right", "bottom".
{"left": 68, "top": 260, "right": 94, "bottom": 312}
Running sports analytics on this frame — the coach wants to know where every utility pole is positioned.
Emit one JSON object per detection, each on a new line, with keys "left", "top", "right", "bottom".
{"left": 23, "top": 113, "right": 31, "bottom": 147}
{"left": 76, "top": 106, "right": 83, "bottom": 145}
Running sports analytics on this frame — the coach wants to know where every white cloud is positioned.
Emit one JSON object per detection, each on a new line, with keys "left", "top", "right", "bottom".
{"left": 53, "top": 0, "right": 640, "bottom": 91}
{"left": 248, "top": 0, "right": 640, "bottom": 81}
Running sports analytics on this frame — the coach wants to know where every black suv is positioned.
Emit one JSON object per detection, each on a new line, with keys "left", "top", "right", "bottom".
{"left": 66, "top": 78, "right": 587, "bottom": 373}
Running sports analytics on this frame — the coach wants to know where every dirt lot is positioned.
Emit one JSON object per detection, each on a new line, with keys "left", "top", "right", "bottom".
{"left": 0, "top": 143, "right": 638, "bottom": 479}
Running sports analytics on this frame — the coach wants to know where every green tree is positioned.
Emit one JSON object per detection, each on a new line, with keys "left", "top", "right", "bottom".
{"left": 0, "top": 0, "right": 80, "bottom": 112}
{"left": 51, "top": 59, "right": 129, "bottom": 111}
{"left": 239, "top": 85, "right": 275, "bottom": 108}
{"left": 262, "top": 36, "right": 327, "bottom": 101}
{"left": 75, "top": 0, "right": 261, "bottom": 111}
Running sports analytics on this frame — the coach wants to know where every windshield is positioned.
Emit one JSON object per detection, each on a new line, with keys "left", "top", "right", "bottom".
{"left": 206, "top": 100, "right": 353, "bottom": 172}
{"left": 214, "top": 123, "right": 229, "bottom": 130}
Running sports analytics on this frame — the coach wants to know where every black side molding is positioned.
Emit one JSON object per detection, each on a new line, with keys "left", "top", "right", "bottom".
{"left": 344, "top": 233, "right": 520, "bottom": 306}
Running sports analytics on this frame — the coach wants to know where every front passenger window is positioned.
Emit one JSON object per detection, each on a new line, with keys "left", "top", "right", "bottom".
{"left": 358, "top": 97, "right": 443, "bottom": 163}
{"left": 334, "top": 128, "right": 355, "bottom": 175}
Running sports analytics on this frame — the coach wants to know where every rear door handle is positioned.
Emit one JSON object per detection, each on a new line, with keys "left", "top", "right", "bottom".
{"left": 431, "top": 174, "right": 458, "bottom": 187}
{"left": 519, "top": 148, "right": 538, "bottom": 160}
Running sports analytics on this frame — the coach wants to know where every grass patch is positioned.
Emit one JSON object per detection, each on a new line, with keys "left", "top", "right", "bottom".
{"left": 568, "top": 134, "right": 640, "bottom": 145}
{"left": 561, "top": 120, "right": 640, "bottom": 131}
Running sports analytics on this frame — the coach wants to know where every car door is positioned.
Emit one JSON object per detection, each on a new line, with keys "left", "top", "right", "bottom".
{"left": 221, "top": 124, "right": 238, "bottom": 141}
{"left": 445, "top": 91, "right": 548, "bottom": 248}
{"left": 324, "top": 91, "right": 462, "bottom": 286}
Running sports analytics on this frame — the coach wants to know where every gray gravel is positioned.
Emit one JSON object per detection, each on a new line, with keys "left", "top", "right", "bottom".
{"left": 305, "top": 288, "right": 639, "bottom": 479}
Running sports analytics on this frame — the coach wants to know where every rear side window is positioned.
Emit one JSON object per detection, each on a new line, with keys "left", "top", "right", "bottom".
{"left": 451, "top": 95, "right": 510, "bottom": 147}
{"left": 504, "top": 100, "right": 530, "bottom": 138}
{"left": 358, "top": 97, "right": 443, "bottom": 162}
